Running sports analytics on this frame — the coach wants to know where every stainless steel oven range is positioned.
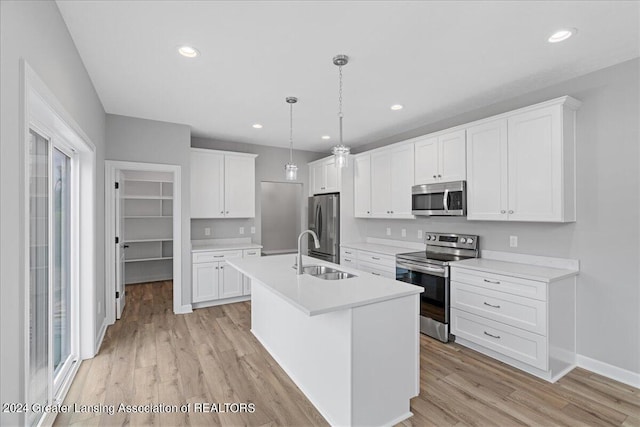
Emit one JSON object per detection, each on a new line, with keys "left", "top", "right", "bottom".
{"left": 396, "top": 233, "right": 479, "bottom": 343}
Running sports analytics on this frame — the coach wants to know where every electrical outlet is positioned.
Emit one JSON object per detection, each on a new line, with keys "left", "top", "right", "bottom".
{"left": 204, "top": 227, "right": 211, "bottom": 236}
{"left": 386, "top": 227, "right": 391, "bottom": 236}
{"left": 417, "top": 230, "right": 423, "bottom": 239}
{"left": 251, "top": 226, "right": 256, "bottom": 234}
{"left": 510, "top": 235, "right": 518, "bottom": 247}
{"left": 239, "top": 227, "right": 245, "bottom": 235}
{"left": 401, "top": 228, "right": 406, "bottom": 237}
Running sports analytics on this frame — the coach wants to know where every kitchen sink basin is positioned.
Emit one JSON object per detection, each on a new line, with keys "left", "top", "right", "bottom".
{"left": 293, "top": 264, "right": 357, "bottom": 280}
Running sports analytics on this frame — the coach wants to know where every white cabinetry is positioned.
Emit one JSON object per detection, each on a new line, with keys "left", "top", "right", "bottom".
{"left": 309, "top": 156, "right": 340, "bottom": 195}
{"left": 466, "top": 97, "right": 580, "bottom": 222}
{"left": 414, "top": 129, "right": 466, "bottom": 185}
{"left": 192, "top": 247, "right": 261, "bottom": 305}
{"left": 451, "top": 261, "right": 577, "bottom": 382}
{"left": 339, "top": 247, "right": 396, "bottom": 278}
{"left": 190, "top": 148, "right": 257, "bottom": 218}
{"left": 354, "top": 144, "right": 414, "bottom": 219}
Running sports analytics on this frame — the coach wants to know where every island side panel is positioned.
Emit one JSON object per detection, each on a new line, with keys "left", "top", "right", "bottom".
{"left": 250, "top": 280, "right": 352, "bottom": 426}
{"left": 350, "top": 294, "right": 420, "bottom": 426}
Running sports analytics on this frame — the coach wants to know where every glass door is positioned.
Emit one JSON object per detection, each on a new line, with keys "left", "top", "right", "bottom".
{"left": 27, "top": 129, "right": 77, "bottom": 426}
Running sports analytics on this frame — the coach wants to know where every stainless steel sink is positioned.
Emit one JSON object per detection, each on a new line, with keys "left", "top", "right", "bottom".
{"left": 315, "top": 271, "right": 357, "bottom": 280}
{"left": 292, "top": 264, "right": 357, "bottom": 280}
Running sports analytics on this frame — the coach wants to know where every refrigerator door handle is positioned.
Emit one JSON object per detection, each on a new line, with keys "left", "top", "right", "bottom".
{"left": 317, "top": 204, "right": 323, "bottom": 240}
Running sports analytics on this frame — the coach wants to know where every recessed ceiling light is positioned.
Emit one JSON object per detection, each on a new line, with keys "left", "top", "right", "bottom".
{"left": 548, "top": 28, "right": 576, "bottom": 43}
{"left": 178, "top": 45, "right": 199, "bottom": 58}
{"left": 252, "top": 123, "right": 263, "bottom": 129}
{"left": 390, "top": 104, "right": 404, "bottom": 111}
{"left": 321, "top": 135, "right": 331, "bottom": 140}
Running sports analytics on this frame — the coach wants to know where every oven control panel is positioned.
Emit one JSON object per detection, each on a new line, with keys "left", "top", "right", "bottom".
{"left": 424, "top": 233, "right": 478, "bottom": 249}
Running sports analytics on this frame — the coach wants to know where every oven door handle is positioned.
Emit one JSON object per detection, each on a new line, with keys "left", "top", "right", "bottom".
{"left": 443, "top": 189, "right": 449, "bottom": 212}
{"left": 396, "top": 260, "right": 447, "bottom": 277}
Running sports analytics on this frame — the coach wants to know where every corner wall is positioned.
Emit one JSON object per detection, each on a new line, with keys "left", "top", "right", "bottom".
{"left": 356, "top": 58, "right": 640, "bottom": 376}
{"left": 0, "top": 2, "right": 107, "bottom": 425}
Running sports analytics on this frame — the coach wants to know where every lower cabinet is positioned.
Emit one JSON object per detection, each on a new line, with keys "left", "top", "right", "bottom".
{"left": 339, "top": 247, "right": 396, "bottom": 279}
{"left": 192, "top": 248, "right": 261, "bottom": 304}
{"left": 450, "top": 263, "right": 576, "bottom": 382}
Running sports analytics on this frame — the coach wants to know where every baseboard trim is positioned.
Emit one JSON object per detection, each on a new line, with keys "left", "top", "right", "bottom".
{"left": 577, "top": 354, "right": 640, "bottom": 388}
{"left": 174, "top": 304, "right": 193, "bottom": 314}
{"left": 95, "top": 318, "right": 108, "bottom": 355}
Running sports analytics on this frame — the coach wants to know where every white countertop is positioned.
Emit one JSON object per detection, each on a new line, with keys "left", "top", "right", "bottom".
{"left": 450, "top": 258, "right": 579, "bottom": 282}
{"left": 341, "top": 241, "right": 420, "bottom": 256}
{"left": 227, "top": 254, "right": 422, "bottom": 316}
{"left": 192, "top": 238, "right": 262, "bottom": 252}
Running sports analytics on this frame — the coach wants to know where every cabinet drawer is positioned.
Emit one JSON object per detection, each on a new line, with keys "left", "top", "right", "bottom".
{"left": 451, "top": 267, "right": 547, "bottom": 301}
{"left": 357, "top": 250, "right": 396, "bottom": 268}
{"left": 193, "top": 250, "right": 242, "bottom": 263}
{"left": 243, "top": 249, "right": 261, "bottom": 257}
{"left": 451, "top": 281, "right": 547, "bottom": 335}
{"left": 451, "top": 308, "right": 548, "bottom": 370}
{"left": 340, "top": 248, "right": 358, "bottom": 259}
{"left": 357, "top": 261, "right": 396, "bottom": 279}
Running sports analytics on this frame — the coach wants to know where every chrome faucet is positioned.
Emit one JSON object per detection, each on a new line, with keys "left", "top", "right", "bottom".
{"left": 297, "top": 229, "right": 320, "bottom": 275}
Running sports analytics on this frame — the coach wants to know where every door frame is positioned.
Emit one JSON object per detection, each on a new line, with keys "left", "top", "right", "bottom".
{"left": 104, "top": 160, "right": 183, "bottom": 325}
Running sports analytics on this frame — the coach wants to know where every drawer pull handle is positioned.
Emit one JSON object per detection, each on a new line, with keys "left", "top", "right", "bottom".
{"left": 483, "top": 302, "right": 501, "bottom": 309}
{"left": 246, "top": 252, "right": 256, "bottom": 255}
{"left": 344, "top": 258, "right": 352, "bottom": 262}
{"left": 214, "top": 255, "right": 224, "bottom": 258}
{"left": 483, "top": 279, "right": 501, "bottom": 284}
{"left": 484, "top": 331, "right": 501, "bottom": 339}
{"left": 372, "top": 257, "right": 381, "bottom": 260}
{"left": 371, "top": 272, "right": 380, "bottom": 276}
{"left": 345, "top": 251, "right": 352, "bottom": 254}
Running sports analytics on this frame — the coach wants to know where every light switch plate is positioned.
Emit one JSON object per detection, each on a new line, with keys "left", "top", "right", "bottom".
{"left": 251, "top": 226, "right": 256, "bottom": 234}
{"left": 204, "top": 227, "right": 211, "bottom": 236}
{"left": 239, "top": 227, "right": 245, "bottom": 235}
{"left": 510, "top": 235, "right": 518, "bottom": 247}
{"left": 401, "top": 228, "right": 406, "bottom": 237}
{"left": 386, "top": 227, "right": 391, "bottom": 236}
{"left": 417, "top": 230, "right": 423, "bottom": 239}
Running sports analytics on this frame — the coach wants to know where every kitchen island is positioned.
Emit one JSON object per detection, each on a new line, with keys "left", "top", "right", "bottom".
{"left": 227, "top": 254, "right": 422, "bottom": 427}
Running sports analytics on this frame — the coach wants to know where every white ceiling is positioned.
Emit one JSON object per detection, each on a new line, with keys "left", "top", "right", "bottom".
{"left": 56, "top": 1, "right": 639, "bottom": 152}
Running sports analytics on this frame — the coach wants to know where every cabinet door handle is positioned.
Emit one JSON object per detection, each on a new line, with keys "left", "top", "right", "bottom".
{"left": 390, "top": 210, "right": 394, "bottom": 214}
{"left": 246, "top": 251, "right": 256, "bottom": 255}
{"left": 371, "top": 272, "right": 381, "bottom": 276}
{"left": 345, "top": 251, "right": 352, "bottom": 254}
{"left": 500, "top": 210, "right": 506, "bottom": 214}
{"left": 483, "top": 279, "right": 500, "bottom": 284}
{"left": 437, "top": 174, "right": 442, "bottom": 178}
{"left": 508, "top": 210, "right": 514, "bottom": 214}
{"left": 483, "top": 302, "right": 501, "bottom": 309}
{"left": 215, "top": 266, "right": 219, "bottom": 270}
{"left": 226, "top": 211, "right": 229, "bottom": 214}
{"left": 484, "top": 331, "right": 501, "bottom": 339}
{"left": 220, "top": 211, "right": 224, "bottom": 214}
{"left": 432, "top": 175, "right": 437, "bottom": 179}
{"left": 372, "top": 256, "right": 381, "bottom": 260}
{"left": 367, "top": 211, "right": 370, "bottom": 214}
{"left": 214, "top": 255, "right": 224, "bottom": 258}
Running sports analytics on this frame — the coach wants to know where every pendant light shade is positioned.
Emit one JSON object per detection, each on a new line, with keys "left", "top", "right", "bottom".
{"left": 332, "top": 54, "right": 350, "bottom": 168}
{"left": 284, "top": 96, "right": 298, "bottom": 181}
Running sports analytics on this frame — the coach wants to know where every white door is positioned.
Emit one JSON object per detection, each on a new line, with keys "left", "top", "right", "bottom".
{"left": 354, "top": 155, "right": 371, "bottom": 217}
{"left": 390, "top": 145, "right": 414, "bottom": 217}
{"left": 192, "top": 262, "right": 219, "bottom": 302}
{"left": 507, "top": 106, "right": 562, "bottom": 222}
{"left": 466, "top": 120, "right": 509, "bottom": 220}
{"left": 439, "top": 130, "right": 467, "bottom": 182}
{"left": 225, "top": 154, "right": 255, "bottom": 217}
{"left": 414, "top": 136, "right": 439, "bottom": 184}
{"left": 370, "top": 152, "right": 392, "bottom": 217}
{"left": 220, "top": 261, "right": 243, "bottom": 298}
{"left": 191, "top": 150, "right": 224, "bottom": 218}
{"left": 115, "top": 171, "right": 126, "bottom": 319}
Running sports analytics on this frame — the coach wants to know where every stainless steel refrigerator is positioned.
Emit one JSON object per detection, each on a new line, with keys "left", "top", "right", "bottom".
{"left": 308, "top": 193, "right": 340, "bottom": 264}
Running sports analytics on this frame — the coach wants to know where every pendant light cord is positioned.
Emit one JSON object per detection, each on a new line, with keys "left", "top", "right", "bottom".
{"left": 289, "top": 102, "right": 294, "bottom": 163}
{"left": 338, "top": 64, "right": 343, "bottom": 145}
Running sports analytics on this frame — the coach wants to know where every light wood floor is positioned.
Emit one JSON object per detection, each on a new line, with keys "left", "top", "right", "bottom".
{"left": 55, "top": 281, "right": 639, "bottom": 426}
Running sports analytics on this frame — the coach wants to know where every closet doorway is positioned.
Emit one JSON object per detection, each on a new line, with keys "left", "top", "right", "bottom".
{"left": 105, "top": 161, "right": 182, "bottom": 323}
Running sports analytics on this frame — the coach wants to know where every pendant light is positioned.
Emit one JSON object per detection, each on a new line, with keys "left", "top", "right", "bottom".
{"left": 284, "top": 96, "right": 298, "bottom": 181}
{"left": 332, "top": 54, "right": 350, "bottom": 168}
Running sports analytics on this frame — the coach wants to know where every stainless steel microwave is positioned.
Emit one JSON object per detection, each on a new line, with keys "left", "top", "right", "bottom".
{"left": 411, "top": 181, "right": 466, "bottom": 216}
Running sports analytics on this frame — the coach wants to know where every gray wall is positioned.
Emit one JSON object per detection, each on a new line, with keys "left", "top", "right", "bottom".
{"left": 356, "top": 58, "right": 640, "bottom": 374}
{"left": 261, "top": 182, "right": 303, "bottom": 254}
{"left": 190, "top": 137, "right": 325, "bottom": 245}
{"left": 0, "top": 1, "right": 107, "bottom": 425}
{"left": 106, "top": 115, "right": 192, "bottom": 305}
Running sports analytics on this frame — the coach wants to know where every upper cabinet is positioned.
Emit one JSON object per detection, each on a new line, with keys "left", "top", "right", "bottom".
{"left": 190, "top": 148, "right": 257, "bottom": 218}
{"left": 466, "top": 97, "right": 580, "bottom": 222}
{"left": 414, "top": 129, "right": 466, "bottom": 185}
{"left": 354, "top": 144, "right": 414, "bottom": 219}
{"left": 309, "top": 156, "right": 341, "bottom": 195}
